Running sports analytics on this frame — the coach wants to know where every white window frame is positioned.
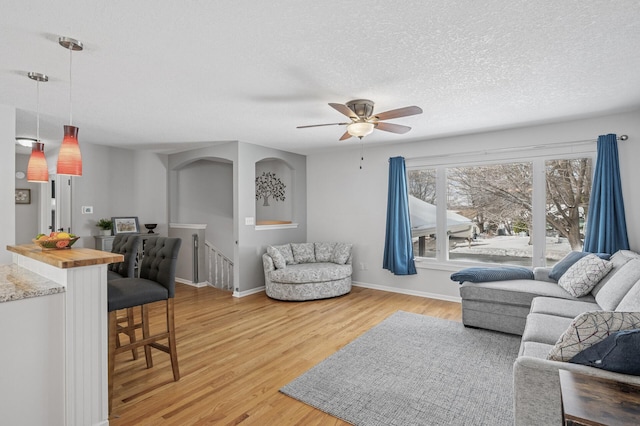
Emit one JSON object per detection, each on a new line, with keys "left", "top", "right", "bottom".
{"left": 406, "top": 143, "right": 596, "bottom": 271}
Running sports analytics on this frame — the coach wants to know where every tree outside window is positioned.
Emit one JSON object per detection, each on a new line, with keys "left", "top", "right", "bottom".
{"left": 408, "top": 156, "right": 593, "bottom": 266}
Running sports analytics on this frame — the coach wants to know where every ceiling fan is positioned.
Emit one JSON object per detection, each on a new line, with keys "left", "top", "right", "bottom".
{"left": 297, "top": 99, "right": 423, "bottom": 141}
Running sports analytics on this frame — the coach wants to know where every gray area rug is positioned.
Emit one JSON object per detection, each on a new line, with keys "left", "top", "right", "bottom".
{"left": 280, "top": 311, "right": 521, "bottom": 426}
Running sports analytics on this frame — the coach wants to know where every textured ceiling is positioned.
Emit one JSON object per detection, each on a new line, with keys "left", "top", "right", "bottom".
{"left": 3, "top": 1, "right": 640, "bottom": 156}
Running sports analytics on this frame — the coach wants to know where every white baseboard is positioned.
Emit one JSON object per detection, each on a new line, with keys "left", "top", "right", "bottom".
{"left": 233, "top": 285, "right": 266, "bottom": 298}
{"left": 176, "top": 277, "right": 209, "bottom": 288}
{"left": 352, "top": 281, "right": 461, "bottom": 303}
{"left": 181, "top": 279, "right": 460, "bottom": 303}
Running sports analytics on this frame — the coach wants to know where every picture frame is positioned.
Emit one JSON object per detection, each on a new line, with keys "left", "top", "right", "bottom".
{"left": 112, "top": 216, "right": 140, "bottom": 235}
{"left": 15, "top": 188, "right": 31, "bottom": 204}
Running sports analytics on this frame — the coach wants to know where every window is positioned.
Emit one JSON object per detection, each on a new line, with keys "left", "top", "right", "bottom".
{"left": 408, "top": 153, "right": 593, "bottom": 267}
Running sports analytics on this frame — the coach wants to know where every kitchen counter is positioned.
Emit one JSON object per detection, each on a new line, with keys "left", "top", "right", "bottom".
{"left": 2, "top": 244, "right": 124, "bottom": 426}
{"left": 7, "top": 243, "right": 122, "bottom": 268}
{"left": 0, "top": 263, "right": 64, "bottom": 302}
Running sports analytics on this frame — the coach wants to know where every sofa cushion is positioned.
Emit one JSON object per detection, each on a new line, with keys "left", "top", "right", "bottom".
{"left": 557, "top": 254, "right": 612, "bottom": 297}
{"left": 595, "top": 258, "right": 640, "bottom": 310}
{"left": 267, "top": 246, "right": 287, "bottom": 269}
{"left": 269, "top": 262, "right": 352, "bottom": 284}
{"left": 460, "top": 279, "right": 593, "bottom": 308}
{"left": 569, "top": 329, "right": 640, "bottom": 375}
{"left": 616, "top": 279, "right": 640, "bottom": 311}
{"left": 330, "top": 243, "right": 352, "bottom": 265}
{"left": 549, "top": 251, "right": 611, "bottom": 281}
{"left": 521, "top": 313, "right": 574, "bottom": 345}
{"left": 272, "top": 244, "right": 296, "bottom": 265}
{"left": 592, "top": 250, "right": 640, "bottom": 297}
{"left": 314, "top": 242, "right": 336, "bottom": 262}
{"left": 450, "top": 266, "right": 533, "bottom": 284}
{"left": 291, "top": 243, "right": 316, "bottom": 263}
{"left": 530, "top": 297, "right": 601, "bottom": 319}
{"left": 547, "top": 311, "right": 640, "bottom": 362}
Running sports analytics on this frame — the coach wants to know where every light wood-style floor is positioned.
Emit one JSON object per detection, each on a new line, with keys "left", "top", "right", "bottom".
{"left": 109, "top": 284, "right": 462, "bottom": 425}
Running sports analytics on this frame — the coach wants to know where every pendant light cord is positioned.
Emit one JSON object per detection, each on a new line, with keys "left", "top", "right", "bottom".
{"left": 69, "top": 46, "right": 73, "bottom": 126}
{"left": 36, "top": 79, "right": 40, "bottom": 142}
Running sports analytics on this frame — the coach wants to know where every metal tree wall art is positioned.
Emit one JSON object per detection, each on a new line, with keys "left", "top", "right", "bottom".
{"left": 255, "top": 171, "right": 286, "bottom": 206}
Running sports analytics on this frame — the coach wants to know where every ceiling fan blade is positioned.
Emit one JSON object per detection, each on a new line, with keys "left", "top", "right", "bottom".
{"left": 297, "top": 122, "right": 349, "bottom": 129}
{"left": 329, "top": 103, "right": 358, "bottom": 119}
{"left": 375, "top": 122, "right": 412, "bottom": 134}
{"left": 339, "top": 131, "right": 352, "bottom": 141}
{"left": 374, "top": 106, "right": 423, "bottom": 121}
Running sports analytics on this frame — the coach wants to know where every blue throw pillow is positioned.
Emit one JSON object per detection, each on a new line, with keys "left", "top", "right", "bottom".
{"left": 450, "top": 266, "right": 534, "bottom": 284}
{"left": 549, "top": 251, "right": 611, "bottom": 281}
{"left": 569, "top": 329, "right": 640, "bottom": 376}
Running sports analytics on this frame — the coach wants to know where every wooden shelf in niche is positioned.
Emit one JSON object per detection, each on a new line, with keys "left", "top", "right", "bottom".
{"left": 256, "top": 220, "right": 292, "bottom": 225}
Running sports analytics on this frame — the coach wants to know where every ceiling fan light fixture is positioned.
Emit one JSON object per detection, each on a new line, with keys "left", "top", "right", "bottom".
{"left": 347, "top": 122, "right": 375, "bottom": 139}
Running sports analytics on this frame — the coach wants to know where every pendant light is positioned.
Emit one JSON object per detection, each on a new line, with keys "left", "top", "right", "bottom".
{"left": 26, "top": 72, "right": 49, "bottom": 183}
{"left": 57, "top": 36, "right": 83, "bottom": 176}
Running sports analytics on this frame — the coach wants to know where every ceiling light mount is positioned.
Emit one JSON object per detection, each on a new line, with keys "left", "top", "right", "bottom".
{"left": 28, "top": 71, "right": 49, "bottom": 83}
{"left": 346, "top": 99, "right": 375, "bottom": 119}
{"left": 58, "top": 37, "right": 83, "bottom": 51}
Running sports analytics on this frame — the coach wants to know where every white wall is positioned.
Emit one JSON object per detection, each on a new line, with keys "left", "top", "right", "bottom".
{"left": 70, "top": 143, "right": 169, "bottom": 248}
{"left": 307, "top": 109, "right": 640, "bottom": 301}
{"left": 174, "top": 159, "right": 234, "bottom": 257}
{"left": 0, "top": 105, "right": 16, "bottom": 263}
{"left": 14, "top": 153, "right": 41, "bottom": 244}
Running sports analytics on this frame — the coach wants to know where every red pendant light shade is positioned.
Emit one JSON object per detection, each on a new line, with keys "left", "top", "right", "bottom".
{"left": 27, "top": 142, "right": 49, "bottom": 182}
{"left": 57, "top": 125, "right": 82, "bottom": 176}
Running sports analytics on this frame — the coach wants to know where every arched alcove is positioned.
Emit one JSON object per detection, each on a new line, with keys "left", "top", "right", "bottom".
{"left": 171, "top": 157, "right": 234, "bottom": 257}
{"left": 255, "top": 158, "right": 293, "bottom": 225}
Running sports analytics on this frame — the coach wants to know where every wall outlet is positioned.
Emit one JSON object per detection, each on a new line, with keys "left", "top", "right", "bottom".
{"left": 360, "top": 262, "right": 367, "bottom": 270}
{"left": 82, "top": 206, "right": 93, "bottom": 214}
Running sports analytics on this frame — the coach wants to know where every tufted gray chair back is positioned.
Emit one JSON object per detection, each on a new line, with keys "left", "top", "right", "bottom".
{"left": 108, "top": 234, "right": 141, "bottom": 278}
{"left": 139, "top": 237, "right": 182, "bottom": 298}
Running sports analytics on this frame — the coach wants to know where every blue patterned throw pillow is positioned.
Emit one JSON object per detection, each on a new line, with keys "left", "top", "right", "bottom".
{"left": 450, "top": 266, "right": 534, "bottom": 284}
{"left": 569, "top": 329, "right": 640, "bottom": 375}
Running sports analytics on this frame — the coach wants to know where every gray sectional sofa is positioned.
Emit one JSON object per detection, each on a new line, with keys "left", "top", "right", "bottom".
{"left": 458, "top": 250, "right": 640, "bottom": 425}
{"left": 262, "top": 242, "right": 352, "bottom": 301}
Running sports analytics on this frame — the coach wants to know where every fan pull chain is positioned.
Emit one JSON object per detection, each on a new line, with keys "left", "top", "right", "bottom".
{"left": 359, "top": 141, "right": 364, "bottom": 169}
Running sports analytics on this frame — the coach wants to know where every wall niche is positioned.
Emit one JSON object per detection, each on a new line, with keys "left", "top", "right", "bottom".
{"left": 255, "top": 158, "right": 293, "bottom": 225}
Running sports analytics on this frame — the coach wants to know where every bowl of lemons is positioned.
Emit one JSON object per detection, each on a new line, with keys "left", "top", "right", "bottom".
{"left": 33, "top": 232, "right": 80, "bottom": 250}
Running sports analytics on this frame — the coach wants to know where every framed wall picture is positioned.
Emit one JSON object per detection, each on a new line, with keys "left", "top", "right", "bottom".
{"left": 112, "top": 216, "right": 140, "bottom": 235}
{"left": 15, "top": 188, "right": 31, "bottom": 204}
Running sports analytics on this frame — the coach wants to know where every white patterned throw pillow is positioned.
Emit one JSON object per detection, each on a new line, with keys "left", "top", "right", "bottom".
{"left": 266, "top": 246, "right": 287, "bottom": 269}
{"left": 547, "top": 311, "right": 640, "bottom": 362}
{"left": 557, "top": 254, "right": 613, "bottom": 297}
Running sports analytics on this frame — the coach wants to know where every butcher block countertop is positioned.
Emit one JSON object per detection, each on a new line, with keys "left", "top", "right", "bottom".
{"left": 6, "top": 244, "right": 123, "bottom": 269}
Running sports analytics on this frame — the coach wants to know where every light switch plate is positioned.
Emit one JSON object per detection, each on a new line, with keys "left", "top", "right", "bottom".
{"left": 245, "top": 217, "right": 255, "bottom": 225}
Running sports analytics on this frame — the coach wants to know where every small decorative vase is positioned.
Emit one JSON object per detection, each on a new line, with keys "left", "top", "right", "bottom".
{"left": 100, "top": 229, "right": 111, "bottom": 236}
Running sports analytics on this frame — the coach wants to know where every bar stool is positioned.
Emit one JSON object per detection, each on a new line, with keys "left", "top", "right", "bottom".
{"left": 108, "top": 236, "right": 182, "bottom": 413}
{"left": 108, "top": 234, "right": 142, "bottom": 359}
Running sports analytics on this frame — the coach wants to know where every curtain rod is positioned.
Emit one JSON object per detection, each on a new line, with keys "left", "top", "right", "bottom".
{"left": 407, "top": 134, "right": 629, "bottom": 163}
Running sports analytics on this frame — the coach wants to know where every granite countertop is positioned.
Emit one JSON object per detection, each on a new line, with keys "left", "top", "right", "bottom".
{"left": 0, "top": 264, "right": 65, "bottom": 303}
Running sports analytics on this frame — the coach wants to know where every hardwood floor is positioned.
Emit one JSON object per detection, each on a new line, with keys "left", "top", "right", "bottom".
{"left": 109, "top": 284, "right": 462, "bottom": 425}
